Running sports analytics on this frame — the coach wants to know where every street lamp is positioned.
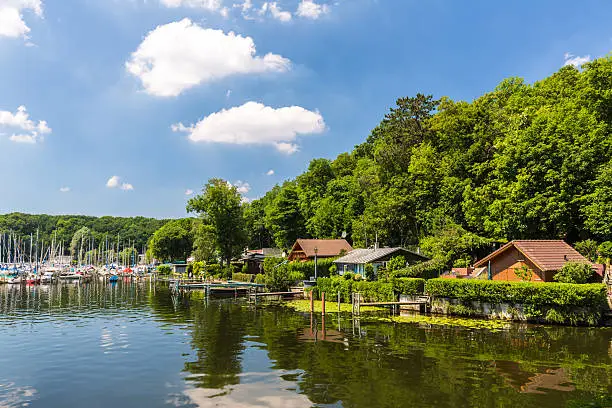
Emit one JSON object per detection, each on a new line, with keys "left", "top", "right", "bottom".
{"left": 314, "top": 247, "right": 318, "bottom": 281}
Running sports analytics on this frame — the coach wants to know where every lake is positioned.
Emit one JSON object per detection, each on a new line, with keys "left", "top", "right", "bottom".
{"left": 0, "top": 281, "right": 610, "bottom": 407}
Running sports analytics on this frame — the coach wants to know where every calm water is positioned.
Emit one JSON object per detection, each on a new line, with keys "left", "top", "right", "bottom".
{"left": 0, "top": 282, "right": 610, "bottom": 408}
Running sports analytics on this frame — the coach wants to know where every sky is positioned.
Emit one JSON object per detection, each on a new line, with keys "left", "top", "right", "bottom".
{"left": 0, "top": 0, "right": 610, "bottom": 219}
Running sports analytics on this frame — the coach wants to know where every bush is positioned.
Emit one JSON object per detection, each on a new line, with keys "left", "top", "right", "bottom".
{"left": 241, "top": 264, "right": 249, "bottom": 274}
{"left": 364, "top": 264, "right": 375, "bottom": 280}
{"left": 232, "top": 273, "right": 253, "bottom": 282}
{"left": 392, "top": 259, "right": 445, "bottom": 279}
{"left": 424, "top": 278, "right": 608, "bottom": 325}
{"left": 329, "top": 264, "right": 338, "bottom": 276}
{"left": 254, "top": 274, "right": 266, "bottom": 285}
{"left": 206, "top": 263, "right": 222, "bottom": 276}
{"left": 157, "top": 264, "right": 172, "bottom": 275}
{"left": 264, "top": 257, "right": 336, "bottom": 279}
{"left": 392, "top": 278, "right": 426, "bottom": 295}
{"left": 574, "top": 239, "right": 598, "bottom": 261}
{"left": 597, "top": 241, "right": 612, "bottom": 260}
{"left": 387, "top": 256, "right": 406, "bottom": 272}
{"left": 554, "top": 262, "right": 594, "bottom": 284}
{"left": 192, "top": 261, "right": 206, "bottom": 276}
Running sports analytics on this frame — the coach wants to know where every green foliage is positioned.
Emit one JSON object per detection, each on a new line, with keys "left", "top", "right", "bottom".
{"left": 149, "top": 219, "right": 193, "bottom": 263}
{"left": 386, "top": 256, "right": 406, "bottom": 272}
{"left": 263, "top": 257, "right": 335, "bottom": 279}
{"left": 597, "top": 241, "right": 612, "bottom": 260}
{"left": 392, "top": 278, "right": 426, "bottom": 295}
{"left": 206, "top": 263, "right": 222, "bottom": 277}
{"left": 191, "top": 220, "right": 216, "bottom": 262}
{"left": 514, "top": 265, "right": 534, "bottom": 282}
{"left": 554, "top": 262, "right": 594, "bottom": 284}
{"left": 244, "top": 56, "right": 612, "bottom": 256}
{"left": 392, "top": 258, "right": 445, "bottom": 279}
{"left": 232, "top": 273, "right": 253, "bottom": 283}
{"left": 364, "top": 263, "right": 375, "bottom": 280}
{"left": 425, "top": 278, "right": 607, "bottom": 325}
{"left": 254, "top": 274, "right": 266, "bottom": 285}
{"left": 192, "top": 261, "right": 206, "bottom": 276}
{"left": 329, "top": 264, "right": 338, "bottom": 276}
{"left": 574, "top": 239, "right": 599, "bottom": 261}
{"left": 446, "top": 304, "right": 478, "bottom": 317}
{"left": 187, "top": 178, "right": 246, "bottom": 266}
{"left": 70, "top": 227, "right": 91, "bottom": 261}
{"left": 157, "top": 265, "right": 172, "bottom": 275}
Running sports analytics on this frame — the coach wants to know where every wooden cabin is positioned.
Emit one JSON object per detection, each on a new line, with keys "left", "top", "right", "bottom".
{"left": 287, "top": 239, "right": 353, "bottom": 262}
{"left": 473, "top": 240, "right": 590, "bottom": 282}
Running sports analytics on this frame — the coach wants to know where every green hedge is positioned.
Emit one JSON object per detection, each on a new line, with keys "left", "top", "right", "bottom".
{"left": 310, "top": 277, "right": 425, "bottom": 303}
{"left": 425, "top": 278, "right": 608, "bottom": 325}
{"left": 263, "top": 257, "right": 336, "bottom": 278}
{"left": 392, "top": 259, "right": 445, "bottom": 279}
{"left": 231, "top": 273, "right": 253, "bottom": 283}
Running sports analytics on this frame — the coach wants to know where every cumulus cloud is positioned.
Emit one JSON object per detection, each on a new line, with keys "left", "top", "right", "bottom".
{"left": 106, "top": 176, "right": 121, "bottom": 188}
{"left": 172, "top": 101, "right": 325, "bottom": 154}
{"left": 0, "top": 105, "right": 51, "bottom": 144}
{"left": 0, "top": 0, "right": 43, "bottom": 39}
{"left": 564, "top": 52, "right": 591, "bottom": 67}
{"left": 233, "top": 180, "right": 251, "bottom": 194}
{"left": 268, "top": 2, "right": 292, "bottom": 21}
{"left": 126, "top": 19, "right": 291, "bottom": 97}
{"left": 185, "top": 189, "right": 194, "bottom": 195}
{"left": 59, "top": 187, "right": 70, "bottom": 193}
{"left": 106, "top": 176, "right": 134, "bottom": 191}
{"left": 296, "top": 0, "right": 329, "bottom": 19}
{"left": 266, "top": 169, "right": 274, "bottom": 176}
{"left": 159, "top": 0, "right": 222, "bottom": 11}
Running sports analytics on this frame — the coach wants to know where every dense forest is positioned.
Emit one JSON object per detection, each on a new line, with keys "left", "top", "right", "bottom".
{"left": 244, "top": 56, "right": 612, "bottom": 263}
{"left": 0, "top": 213, "right": 168, "bottom": 252}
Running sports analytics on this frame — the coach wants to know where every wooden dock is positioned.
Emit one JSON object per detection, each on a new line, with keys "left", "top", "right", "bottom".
{"left": 353, "top": 295, "right": 430, "bottom": 315}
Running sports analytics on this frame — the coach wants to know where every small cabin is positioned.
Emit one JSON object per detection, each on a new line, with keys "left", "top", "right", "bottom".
{"left": 334, "top": 247, "right": 429, "bottom": 276}
{"left": 287, "top": 239, "right": 353, "bottom": 262}
{"left": 473, "top": 240, "right": 591, "bottom": 282}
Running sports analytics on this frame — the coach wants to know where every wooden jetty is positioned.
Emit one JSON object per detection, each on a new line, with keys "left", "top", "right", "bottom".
{"left": 248, "top": 289, "right": 304, "bottom": 303}
{"left": 352, "top": 294, "right": 430, "bottom": 315}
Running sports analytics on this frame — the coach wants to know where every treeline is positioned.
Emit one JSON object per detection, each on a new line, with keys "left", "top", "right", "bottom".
{"left": 244, "top": 56, "right": 612, "bottom": 266}
{"left": 0, "top": 213, "right": 169, "bottom": 252}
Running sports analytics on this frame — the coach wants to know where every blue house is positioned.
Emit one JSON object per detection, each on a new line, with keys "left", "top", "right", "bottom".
{"left": 334, "top": 247, "right": 428, "bottom": 276}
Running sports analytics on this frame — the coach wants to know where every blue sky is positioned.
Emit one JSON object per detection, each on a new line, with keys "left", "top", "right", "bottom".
{"left": 0, "top": 0, "right": 610, "bottom": 218}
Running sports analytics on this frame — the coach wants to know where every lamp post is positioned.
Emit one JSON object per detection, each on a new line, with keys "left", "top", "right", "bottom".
{"left": 314, "top": 247, "right": 318, "bottom": 281}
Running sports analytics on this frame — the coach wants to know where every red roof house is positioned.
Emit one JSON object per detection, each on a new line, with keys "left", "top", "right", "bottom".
{"left": 287, "top": 239, "right": 353, "bottom": 262}
{"left": 473, "top": 240, "right": 591, "bottom": 282}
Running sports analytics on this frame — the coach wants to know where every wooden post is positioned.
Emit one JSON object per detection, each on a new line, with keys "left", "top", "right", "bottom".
{"left": 310, "top": 290, "right": 314, "bottom": 313}
{"left": 322, "top": 292, "right": 326, "bottom": 315}
{"left": 337, "top": 291, "right": 341, "bottom": 312}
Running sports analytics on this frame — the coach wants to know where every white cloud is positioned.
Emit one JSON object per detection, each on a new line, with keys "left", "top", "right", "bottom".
{"left": 59, "top": 187, "right": 70, "bottom": 193}
{"left": 266, "top": 169, "right": 274, "bottom": 176}
{"left": 564, "top": 52, "right": 591, "bottom": 67}
{"left": 120, "top": 183, "right": 134, "bottom": 191}
{"left": 233, "top": 180, "right": 251, "bottom": 194}
{"left": 241, "top": 196, "right": 252, "bottom": 204}
{"left": 172, "top": 101, "right": 325, "bottom": 154}
{"left": 126, "top": 19, "right": 291, "bottom": 97}
{"left": 0, "top": 0, "right": 43, "bottom": 39}
{"left": 268, "top": 2, "right": 292, "bottom": 21}
{"left": 296, "top": 0, "right": 329, "bottom": 19}
{"left": 0, "top": 105, "right": 51, "bottom": 144}
{"left": 226, "top": 89, "right": 232, "bottom": 98}
{"left": 185, "top": 189, "right": 194, "bottom": 195}
{"left": 159, "top": 0, "right": 222, "bottom": 11}
{"left": 275, "top": 142, "right": 299, "bottom": 154}
{"left": 106, "top": 176, "right": 121, "bottom": 188}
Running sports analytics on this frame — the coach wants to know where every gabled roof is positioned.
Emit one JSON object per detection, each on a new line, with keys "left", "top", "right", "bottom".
{"left": 473, "top": 240, "right": 589, "bottom": 271}
{"left": 292, "top": 239, "right": 353, "bottom": 258}
{"left": 333, "top": 247, "right": 428, "bottom": 265}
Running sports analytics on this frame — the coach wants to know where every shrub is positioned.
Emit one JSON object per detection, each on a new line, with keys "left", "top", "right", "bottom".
{"left": 192, "top": 261, "right": 206, "bottom": 276}
{"left": 157, "top": 264, "right": 172, "bottom": 275}
{"left": 254, "top": 274, "right": 266, "bottom": 285}
{"left": 329, "top": 264, "right": 338, "bottom": 276}
{"left": 597, "top": 241, "right": 612, "bottom": 260}
{"left": 263, "top": 257, "right": 336, "bottom": 279}
{"left": 206, "top": 263, "right": 222, "bottom": 276}
{"left": 392, "top": 259, "right": 445, "bottom": 279}
{"left": 353, "top": 274, "right": 363, "bottom": 281}
{"left": 387, "top": 256, "right": 406, "bottom": 272}
{"left": 313, "top": 276, "right": 425, "bottom": 303}
{"left": 364, "top": 264, "right": 375, "bottom": 280}
{"left": 554, "top": 262, "right": 593, "bottom": 284}
{"left": 343, "top": 272, "right": 354, "bottom": 280}
{"left": 241, "top": 264, "right": 249, "bottom": 274}
{"left": 232, "top": 273, "right": 253, "bottom": 282}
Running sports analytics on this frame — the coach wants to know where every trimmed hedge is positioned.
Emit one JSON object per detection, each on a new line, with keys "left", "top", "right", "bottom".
{"left": 310, "top": 277, "right": 426, "bottom": 303}
{"left": 231, "top": 273, "right": 253, "bottom": 283}
{"left": 425, "top": 278, "right": 608, "bottom": 325}
{"left": 392, "top": 259, "right": 445, "bottom": 279}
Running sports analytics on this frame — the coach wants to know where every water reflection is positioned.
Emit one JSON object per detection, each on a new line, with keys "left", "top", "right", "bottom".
{"left": 0, "top": 283, "right": 610, "bottom": 408}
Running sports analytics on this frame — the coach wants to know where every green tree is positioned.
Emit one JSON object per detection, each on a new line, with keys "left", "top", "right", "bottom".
{"left": 554, "top": 262, "right": 594, "bottom": 284}
{"left": 149, "top": 219, "right": 193, "bottom": 263}
{"left": 187, "top": 179, "right": 246, "bottom": 266}
{"left": 70, "top": 227, "right": 91, "bottom": 262}
{"left": 574, "top": 239, "right": 599, "bottom": 262}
